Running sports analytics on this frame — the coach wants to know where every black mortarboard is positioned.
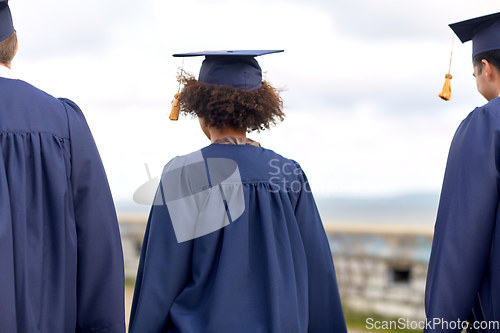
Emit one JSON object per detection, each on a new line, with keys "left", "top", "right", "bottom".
{"left": 0, "top": 0, "right": 14, "bottom": 43}
{"left": 173, "top": 50, "right": 284, "bottom": 91}
{"left": 168, "top": 50, "right": 283, "bottom": 121}
{"left": 450, "top": 12, "right": 500, "bottom": 58}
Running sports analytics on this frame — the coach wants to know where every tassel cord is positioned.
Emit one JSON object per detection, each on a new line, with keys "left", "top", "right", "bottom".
{"left": 169, "top": 59, "right": 185, "bottom": 120}
{"left": 438, "top": 35, "right": 454, "bottom": 101}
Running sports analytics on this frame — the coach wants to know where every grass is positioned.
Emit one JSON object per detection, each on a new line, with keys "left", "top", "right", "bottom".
{"left": 344, "top": 307, "right": 422, "bottom": 332}
{"left": 122, "top": 279, "right": 422, "bottom": 332}
{"left": 125, "top": 277, "right": 136, "bottom": 288}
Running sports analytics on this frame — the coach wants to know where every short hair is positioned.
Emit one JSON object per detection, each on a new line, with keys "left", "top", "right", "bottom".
{"left": 177, "top": 71, "right": 285, "bottom": 133}
{"left": 473, "top": 49, "right": 500, "bottom": 74}
{"left": 0, "top": 31, "right": 17, "bottom": 65}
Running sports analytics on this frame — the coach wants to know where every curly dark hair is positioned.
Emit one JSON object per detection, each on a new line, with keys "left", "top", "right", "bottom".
{"left": 177, "top": 71, "right": 285, "bottom": 133}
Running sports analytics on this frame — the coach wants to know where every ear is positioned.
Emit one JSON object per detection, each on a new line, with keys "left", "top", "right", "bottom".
{"left": 482, "top": 59, "right": 495, "bottom": 81}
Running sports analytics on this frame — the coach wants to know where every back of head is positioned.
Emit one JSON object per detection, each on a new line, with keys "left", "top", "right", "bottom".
{"left": 178, "top": 72, "right": 285, "bottom": 133}
{"left": 0, "top": 30, "right": 17, "bottom": 65}
{"left": 449, "top": 12, "right": 500, "bottom": 102}
{"left": 172, "top": 50, "right": 285, "bottom": 132}
{"left": 0, "top": 0, "right": 16, "bottom": 65}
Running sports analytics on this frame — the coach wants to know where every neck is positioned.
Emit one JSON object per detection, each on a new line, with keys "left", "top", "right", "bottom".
{"left": 209, "top": 126, "right": 246, "bottom": 143}
{"left": 0, "top": 62, "right": 11, "bottom": 69}
{"left": 491, "top": 86, "right": 500, "bottom": 101}
{"left": 484, "top": 84, "right": 500, "bottom": 101}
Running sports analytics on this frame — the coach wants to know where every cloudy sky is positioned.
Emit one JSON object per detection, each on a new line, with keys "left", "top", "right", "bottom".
{"left": 7, "top": 0, "right": 500, "bottom": 205}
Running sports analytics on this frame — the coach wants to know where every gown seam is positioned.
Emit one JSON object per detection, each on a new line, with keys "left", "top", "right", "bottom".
{"left": 189, "top": 180, "right": 299, "bottom": 190}
{"left": 485, "top": 108, "right": 500, "bottom": 125}
{"left": 0, "top": 131, "right": 70, "bottom": 141}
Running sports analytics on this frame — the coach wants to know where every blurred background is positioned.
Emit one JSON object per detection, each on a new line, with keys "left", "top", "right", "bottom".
{"left": 8, "top": 0, "right": 500, "bottom": 330}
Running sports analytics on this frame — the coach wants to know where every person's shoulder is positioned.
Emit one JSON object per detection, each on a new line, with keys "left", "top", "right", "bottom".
{"left": 0, "top": 79, "right": 80, "bottom": 136}
{"left": 0, "top": 78, "right": 82, "bottom": 116}
{"left": 58, "top": 97, "right": 84, "bottom": 116}
{"left": 259, "top": 146, "right": 303, "bottom": 168}
{"left": 450, "top": 98, "right": 500, "bottom": 140}
{"left": 2, "top": 78, "right": 60, "bottom": 103}
{"left": 160, "top": 149, "right": 205, "bottom": 174}
{"left": 450, "top": 97, "right": 500, "bottom": 151}
{"left": 24, "top": 81, "right": 87, "bottom": 120}
{"left": 176, "top": 144, "right": 304, "bottom": 174}
{"left": 248, "top": 146, "right": 307, "bottom": 181}
{"left": 480, "top": 97, "right": 500, "bottom": 121}
{"left": 468, "top": 97, "right": 500, "bottom": 122}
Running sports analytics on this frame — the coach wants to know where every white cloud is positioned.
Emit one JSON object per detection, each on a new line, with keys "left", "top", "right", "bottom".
{"left": 6, "top": 0, "right": 497, "bottom": 201}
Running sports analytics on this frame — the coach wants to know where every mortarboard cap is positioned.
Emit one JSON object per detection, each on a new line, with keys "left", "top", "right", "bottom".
{"left": 0, "top": 0, "right": 14, "bottom": 43}
{"left": 450, "top": 12, "right": 500, "bottom": 58}
{"left": 173, "top": 50, "right": 284, "bottom": 91}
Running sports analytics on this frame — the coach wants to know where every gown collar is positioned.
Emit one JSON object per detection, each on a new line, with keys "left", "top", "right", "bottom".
{"left": 212, "top": 135, "right": 261, "bottom": 147}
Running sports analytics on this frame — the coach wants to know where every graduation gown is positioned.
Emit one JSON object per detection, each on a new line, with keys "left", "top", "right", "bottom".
{"left": 129, "top": 141, "right": 347, "bottom": 333}
{"left": 0, "top": 75, "right": 125, "bottom": 332}
{"left": 425, "top": 97, "right": 500, "bottom": 333}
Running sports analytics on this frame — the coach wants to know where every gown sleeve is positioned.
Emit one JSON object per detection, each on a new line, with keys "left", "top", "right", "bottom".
{"left": 425, "top": 108, "right": 500, "bottom": 332}
{"left": 128, "top": 161, "right": 193, "bottom": 333}
{"left": 62, "top": 99, "right": 125, "bottom": 333}
{"left": 292, "top": 161, "right": 348, "bottom": 333}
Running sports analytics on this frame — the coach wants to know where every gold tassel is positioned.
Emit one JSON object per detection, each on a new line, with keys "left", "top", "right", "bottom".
{"left": 169, "top": 93, "right": 181, "bottom": 120}
{"left": 438, "top": 73, "right": 452, "bottom": 101}
{"left": 169, "top": 58, "right": 185, "bottom": 121}
{"left": 439, "top": 35, "right": 454, "bottom": 101}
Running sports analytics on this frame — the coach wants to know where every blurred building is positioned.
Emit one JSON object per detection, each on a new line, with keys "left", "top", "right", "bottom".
{"left": 327, "top": 223, "right": 433, "bottom": 321}
{"left": 118, "top": 213, "right": 148, "bottom": 280}
{"left": 118, "top": 213, "right": 433, "bottom": 321}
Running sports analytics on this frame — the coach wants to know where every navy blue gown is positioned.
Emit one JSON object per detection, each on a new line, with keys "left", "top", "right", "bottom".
{"left": 129, "top": 141, "right": 347, "bottom": 333}
{"left": 425, "top": 97, "right": 500, "bottom": 333}
{"left": 0, "top": 76, "right": 125, "bottom": 332}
